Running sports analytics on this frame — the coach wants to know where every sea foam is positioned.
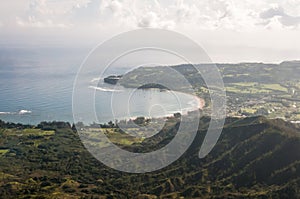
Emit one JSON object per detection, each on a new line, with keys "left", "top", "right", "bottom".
{"left": 89, "top": 86, "right": 123, "bottom": 92}
{"left": 0, "top": 110, "right": 32, "bottom": 115}
{"left": 18, "top": 110, "right": 32, "bottom": 115}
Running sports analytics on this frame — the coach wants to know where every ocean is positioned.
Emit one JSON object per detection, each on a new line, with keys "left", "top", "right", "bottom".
{"left": 0, "top": 65, "right": 201, "bottom": 125}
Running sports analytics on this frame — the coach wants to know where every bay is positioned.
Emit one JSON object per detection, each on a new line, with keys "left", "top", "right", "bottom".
{"left": 0, "top": 66, "right": 202, "bottom": 125}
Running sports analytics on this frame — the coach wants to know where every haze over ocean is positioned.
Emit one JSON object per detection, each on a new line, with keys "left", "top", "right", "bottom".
{"left": 0, "top": 63, "right": 200, "bottom": 125}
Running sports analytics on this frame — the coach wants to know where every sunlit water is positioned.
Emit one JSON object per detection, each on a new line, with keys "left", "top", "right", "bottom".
{"left": 0, "top": 67, "right": 202, "bottom": 125}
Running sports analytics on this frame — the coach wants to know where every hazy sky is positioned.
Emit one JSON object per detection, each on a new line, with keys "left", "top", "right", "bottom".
{"left": 0, "top": 0, "right": 300, "bottom": 63}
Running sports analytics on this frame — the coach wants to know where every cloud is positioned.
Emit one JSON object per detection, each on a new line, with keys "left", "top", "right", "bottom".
{"left": 280, "top": 15, "right": 300, "bottom": 27}
{"left": 137, "top": 12, "right": 158, "bottom": 28}
{"left": 137, "top": 11, "right": 175, "bottom": 29}
{"left": 106, "top": 0, "right": 123, "bottom": 14}
{"left": 15, "top": 0, "right": 83, "bottom": 28}
{"left": 260, "top": 5, "right": 300, "bottom": 28}
{"left": 1, "top": 0, "right": 300, "bottom": 63}
{"left": 260, "top": 5, "right": 285, "bottom": 19}
{"left": 11, "top": 0, "right": 300, "bottom": 31}
{"left": 16, "top": 16, "right": 69, "bottom": 28}
{"left": 71, "top": 0, "right": 102, "bottom": 23}
{"left": 28, "top": 0, "right": 51, "bottom": 15}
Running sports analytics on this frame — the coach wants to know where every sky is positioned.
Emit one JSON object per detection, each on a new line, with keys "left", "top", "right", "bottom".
{"left": 0, "top": 0, "right": 300, "bottom": 63}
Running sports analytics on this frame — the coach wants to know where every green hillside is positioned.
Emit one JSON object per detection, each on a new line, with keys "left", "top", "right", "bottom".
{"left": 0, "top": 117, "right": 299, "bottom": 198}
{"left": 113, "top": 62, "right": 300, "bottom": 121}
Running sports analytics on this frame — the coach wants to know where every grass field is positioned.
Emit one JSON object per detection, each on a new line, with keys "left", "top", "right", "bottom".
{"left": 1, "top": 128, "right": 55, "bottom": 137}
{"left": 240, "top": 108, "right": 257, "bottom": 114}
{"left": 0, "top": 128, "right": 56, "bottom": 148}
{"left": 82, "top": 128, "right": 145, "bottom": 147}
{"left": 22, "top": 129, "right": 55, "bottom": 136}
{"left": 226, "top": 83, "right": 288, "bottom": 94}
{"left": 260, "top": 84, "right": 288, "bottom": 92}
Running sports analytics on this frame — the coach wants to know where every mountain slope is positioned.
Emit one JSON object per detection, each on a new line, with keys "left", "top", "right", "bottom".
{"left": 0, "top": 117, "right": 299, "bottom": 198}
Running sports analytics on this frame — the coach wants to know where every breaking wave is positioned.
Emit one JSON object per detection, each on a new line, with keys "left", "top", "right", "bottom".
{"left": 89, "top": 86, "right": 123, "bottom": 92}
{"left": 0, "top": 110, "right": 32, "bottom": 115}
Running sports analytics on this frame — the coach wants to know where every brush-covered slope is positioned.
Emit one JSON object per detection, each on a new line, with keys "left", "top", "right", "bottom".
{"left": 0, "top": 117, "right": 299, "bottom": 198}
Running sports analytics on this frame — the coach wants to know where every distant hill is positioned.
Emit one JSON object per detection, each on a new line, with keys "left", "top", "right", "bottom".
{"left": 108, "top": 62, "right": 300, "bottom": 120}
{"left": 280, "top": 60, "right": 300, "bottom": 66}
{"left": 0, "top": 116, "right": 299, "bottom": 198}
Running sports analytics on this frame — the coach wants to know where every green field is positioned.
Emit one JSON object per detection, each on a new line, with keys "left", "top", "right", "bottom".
{"left": 1, "top": 128, "right": 55, "bottom": 136}
{"left": 226, "top": 83, "right": 288, "bottom": 94}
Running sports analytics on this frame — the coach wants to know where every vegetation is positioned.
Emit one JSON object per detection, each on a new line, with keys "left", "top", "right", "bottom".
{"left": 1, "top": 61, "right": 300, "bottom": 198}
{"left": 0, "top": 116, "right": 299, "bottom": 198}
{"left": 109, "top": 61, "right": 300, "bottom": 121}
